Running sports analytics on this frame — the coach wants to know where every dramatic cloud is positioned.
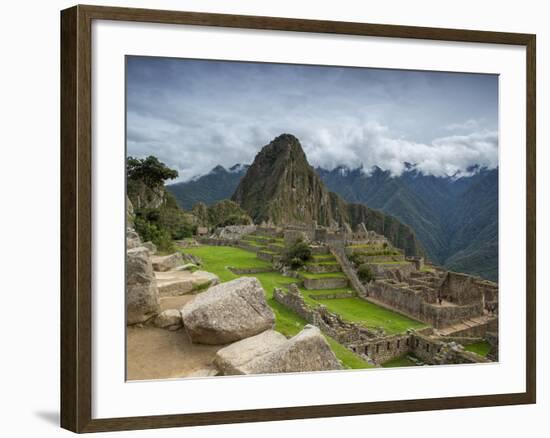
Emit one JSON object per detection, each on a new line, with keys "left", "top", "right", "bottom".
{"left": 126, "top": 57, "right": 498, "bottom": 181}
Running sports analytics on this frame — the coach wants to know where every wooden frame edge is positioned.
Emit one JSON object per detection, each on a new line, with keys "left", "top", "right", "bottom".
{"left": 60, "top": 4, "right": 537, "bottom": 433}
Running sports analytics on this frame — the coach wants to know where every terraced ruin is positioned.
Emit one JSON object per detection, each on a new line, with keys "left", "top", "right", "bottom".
{"left": 126, "top": 218, "right": 497, "bottom": 380}
{"left": 125, "top": 134, "right": 498, "bottom": 379}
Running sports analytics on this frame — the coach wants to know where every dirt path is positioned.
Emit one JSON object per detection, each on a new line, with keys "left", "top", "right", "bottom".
{"left": 126, "top": 294, "right": 221, "bottom": 381}
{"left": 126, "top": 325, "right": 221, "bottom": 381}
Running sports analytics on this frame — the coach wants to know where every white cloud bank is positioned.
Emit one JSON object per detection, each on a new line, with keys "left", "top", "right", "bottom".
{"left": 126, "top": 57, "right": 499, "bottom": 181}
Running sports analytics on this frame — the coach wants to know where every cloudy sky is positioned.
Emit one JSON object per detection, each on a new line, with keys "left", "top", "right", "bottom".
{"left": 126, "top": 56, "right": 498, "bottom": 182}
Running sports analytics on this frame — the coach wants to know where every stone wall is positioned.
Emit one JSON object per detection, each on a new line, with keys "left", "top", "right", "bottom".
{"left": 406, "top": 256, "right": 425, "bottom": 270}
{"left": 367, "top": 262, "right": 416, "bottom": 282}
{"left": 367, "top": 280, "right": 484, "bottom": 328}
{"left": 349, "top": 334, "right": 412, "bottom": 364}
{"left": 228, "top": 266, "right": 275, "bottom": 275}
{"left": 273, "top": 286, "right": 376, "bottom": 345}
{"left": 305, "top": 263, "right": 342, "bottom": 274}
{"left": 310, "top": 291, "right": 356, "bottom": 300}
{"left": 410, "top": 333, "right": 491, "bottom": 365}
{"left": 303, "top": 277, "right": 349, "bottom": 290}
{"left": 440, "top": 272, "right": 483, "bottom": 305}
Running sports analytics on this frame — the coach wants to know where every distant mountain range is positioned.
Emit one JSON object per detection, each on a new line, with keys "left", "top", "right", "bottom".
{"left": 318, "top": 166, "right": 498, "bottom": 281}
{"left": 167, "top": 142, "right": 498, "bottom": 281}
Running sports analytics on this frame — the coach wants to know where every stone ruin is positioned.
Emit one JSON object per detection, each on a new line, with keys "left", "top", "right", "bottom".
{"left": 150, "top": 218, "right": 499, "bottom": 368}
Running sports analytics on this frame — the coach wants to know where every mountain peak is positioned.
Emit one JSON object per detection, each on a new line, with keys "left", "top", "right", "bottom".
{"left": 258, "top": 133, "right": 307, "bottom": 163}
{"left": 232, "top": 134, "right": 342, "bottom": 226}
{"left": 211, "top": 164, "right": 226, "bottom": 173}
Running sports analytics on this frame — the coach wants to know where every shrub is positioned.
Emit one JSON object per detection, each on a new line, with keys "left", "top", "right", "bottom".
{"left": 282, "top": 240, "right": 312, "bottom": 269}
{"left": 357, "top": 264, "right": 375, "bottom": 283}
{"left": 348, "top": 252, "right": 364, "bottom": 266}
{"left": 134, "top": 216, "right": 175, "bottom": 253}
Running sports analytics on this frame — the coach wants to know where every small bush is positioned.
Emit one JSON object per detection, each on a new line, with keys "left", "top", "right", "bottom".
{"left": 357, "top": 264, "right": 375, "bottom": 283}
{"left": 348, "top": 252, "right": 364, "bottom": 266}
{"left": 134, "top": 216, "right": 175, "bottom": 253}
{"left": 282, "top": 240, "right": 312, "bottom": 269}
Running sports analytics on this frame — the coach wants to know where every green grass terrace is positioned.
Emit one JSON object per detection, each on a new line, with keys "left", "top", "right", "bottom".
{"left": 180, "top": 244, "right": 427, "bottom": 368}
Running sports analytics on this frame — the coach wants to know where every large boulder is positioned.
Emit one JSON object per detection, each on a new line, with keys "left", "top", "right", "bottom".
{"left": 180, "top": 277, "right": 275, "bottom": 344}
{"left": 126, "top": 246, "right": 160, "bottom": 324}
{"left": 151, "top": 252, "right": 183, "bottom": 272}
{"left": 214, "top": 330, "right": 288, "bottom": 375}
{"left": 214, "top": 325, "right": 343, "bottom": 375}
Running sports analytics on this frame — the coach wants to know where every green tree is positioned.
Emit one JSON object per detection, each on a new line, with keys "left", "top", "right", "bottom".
{"left": 357, "top": 264, "right": 375, "bottom": 283}
{"left": 127, "top": 156, "right": 178, "bottom": 188}
{"left": 282, "top": 240, "right": 312, "bottom": 269}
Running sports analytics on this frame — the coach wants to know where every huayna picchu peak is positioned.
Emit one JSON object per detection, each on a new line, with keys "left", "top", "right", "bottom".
{"left": 231, "top": 134, "right": 425, "bottom": 256}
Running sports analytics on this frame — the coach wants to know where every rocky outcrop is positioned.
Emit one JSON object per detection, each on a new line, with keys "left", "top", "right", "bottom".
{"left": 214, "top": 325, "right": 343, "bottom": 375}
{"left": 151, "top": 253, "right": 183, "bottom": 272}
{"left": 180, "top": 277, "right": 275, "bottom": 345}
{"left": 126, "top": 246, "right": 160, "bottom": 324}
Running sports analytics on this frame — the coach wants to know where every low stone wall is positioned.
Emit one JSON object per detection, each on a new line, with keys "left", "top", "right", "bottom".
{"left": 367, "top": 262, "right": 416, "bottom": 282}
{"left": 367, "top": 280, "right": 484, "bottom": 328}
{"left": 257, "top": 251, "right": 279, "bottom": 262}
{"left": 310, "top": 245, "right": 330, "bottom": 255}
{"left": 310, "top": 291, "right": 356, "bottom": 300}
{"left": 237, "top": 242, "right": 261, "bottom": 253}
{"left": 254, "top": 226, "right": 284, "bottom": 238}
{"left": 411, "top": 333, "right": 490, "bottom": 365}
{"left": 305, "top": 263, "right": 342, "bottom": 274}
{"left": 266, "top": 244, "right": 285, "bottom": 253}
{"left": 349, "top": 334, "right": 412, "bottom": 364}
{"left": 197, "top": 237, "right": 235, "bottom": 246}
{"left": 228, "top": 266, "right": 275, "bottom": 275}
{"left": 273, "top": 287, "right": 376, "bottom": 344}
{"left": 303, "top": 277, "right": 349, "bottom": 290}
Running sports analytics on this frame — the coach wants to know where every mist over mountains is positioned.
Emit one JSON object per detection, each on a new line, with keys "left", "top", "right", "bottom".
{"left": 167, "top": 155, "right": 498, "bottom": 281}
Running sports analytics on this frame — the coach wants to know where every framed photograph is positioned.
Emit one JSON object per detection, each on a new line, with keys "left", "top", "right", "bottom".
{"left": 60, "top": 4, "right": 536, "bottom": 433}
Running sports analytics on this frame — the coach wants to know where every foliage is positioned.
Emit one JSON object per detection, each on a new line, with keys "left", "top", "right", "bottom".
{"left": 348, "top": 252, "right": 362, "bottom": 266}
{"left": 127, "top": 155, "right": 197, "bottom": 248}
{"left": 133, "top": 216, "right": 174, "bottom": 253}
{"left": 192, "top": 202, "right": 209, "bottom": 226}
{"left": 206, "top": 199, "right": 252, "bottom": 228}
{"left": 357, "top": 264, "right": 375, "bottom": 283}
{"left": 281, "top": 240, "right": 312, "bottom": 269}
{"left": 127, "top": 155, "right": 178, "bottom": 188}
